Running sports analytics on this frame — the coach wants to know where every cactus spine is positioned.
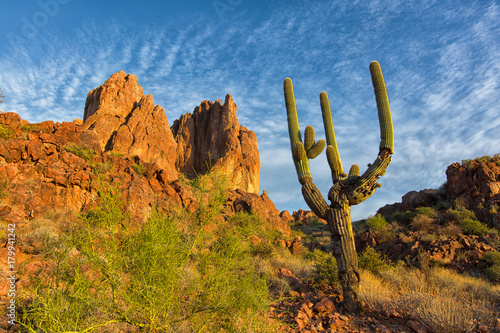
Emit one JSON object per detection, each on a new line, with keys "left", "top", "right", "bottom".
{"left": 284, "top": 61, "right": 393, "bottom": 313}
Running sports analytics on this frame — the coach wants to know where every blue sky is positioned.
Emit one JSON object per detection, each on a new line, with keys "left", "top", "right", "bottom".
{"left": 0, "top": 1, "right": 499, "bottom": 220}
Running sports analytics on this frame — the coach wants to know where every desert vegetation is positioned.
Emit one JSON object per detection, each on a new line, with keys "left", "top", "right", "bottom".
{"left": 3, "top": 164, "right": 499, "bottom": 332}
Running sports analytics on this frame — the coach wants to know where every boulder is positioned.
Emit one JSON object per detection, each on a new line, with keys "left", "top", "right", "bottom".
{"left": 171, "top": 94, "right": 260, "bottom": 193}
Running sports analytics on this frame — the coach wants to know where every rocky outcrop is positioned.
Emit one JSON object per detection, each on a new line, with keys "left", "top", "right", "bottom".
{"left": 172, "top": 95, "right": 260, "bottom": 194}
{"left": 446, "top": 158, "right": 500, "bottom": 208}
{"left": 0, "top": 112, "right": 196, "bottom": 223}
{"left": 82, "top": 72, "right": 260, "bottom": 193}
{"left": 225, "top": 189, "right": 291, "bottom": 237}
{"left": 82, "top": 71, "right": 178, "bottom": 182}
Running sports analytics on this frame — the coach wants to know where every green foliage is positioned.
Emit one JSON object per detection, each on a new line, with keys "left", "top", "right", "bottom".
{"left": 310, "top": 249, "right": 339, "bottom": 285}
{"left": 458, "top": 218, "right": 494, "bottom": 236}
{"left": 20, "top": 124, "right": 41, "bottom": 133}
{"left": 82, "top": 180, "right": 127, "bottom": 228}
{"left": 64, "top": 144, "right": 96, "bottom": 161}
{"left": 483, "top": 251, "right": 500, "bottom": 282}
{"left": 91, "top": 162, "right": 113, "bottom": 175}
{"left": 131, "top": 162, "right": 147, "bottom": 175}
{"left": 358, "top": 246, "right": 392, "bottom": 275}
{"left": 367, "top": 214, "right": 388, "bottom": 231}
{"left": 0, "top": 124, "right": 15, "bottom": 140}
{"left": 106, "top": 151, "right": 125, "bottom": 158}
{"left": 19, "top": 171, "right": 275, "bottom": 332}
{"left": 483, "top": 251, "right": 500, "bottom": 266}
{"left": 250, "top": 241, "right": 276, "bottom": 259}
{"left": 415, "top": 206, "right": 437, "bottom": 218}
{"left": 389, "top": 209, "right": 414, "bottom": 225}
{"left": 445, "top": 206, "right": 495, "bottom": 235}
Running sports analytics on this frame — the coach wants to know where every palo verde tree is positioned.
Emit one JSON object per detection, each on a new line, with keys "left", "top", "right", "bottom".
{"left": 283, "top": 61, "right": 393, "bottom": 312}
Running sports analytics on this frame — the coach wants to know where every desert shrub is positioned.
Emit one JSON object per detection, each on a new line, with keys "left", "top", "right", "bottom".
{"left": 483, "top": 251, "right": 500, "bottom": 282}
{"left": 366, "top": 214, "right": 387, "bottom": 231}
{"left": 82, "top": 180, "right": 128, "bottom": 228}
{"left": 446, "top": 206, "right": 477, "bottom": 222}
{"left": 483, "top": 251, "right": 500, "bottom": 266}
{"left": 250, "top": 241, "right": 276, "bottom": 259}
{"left": 20, "top": 124, "right": 41, "bottom": 133}
{"left": 19, "top": 172, "right": 276, "bottom": 332}
{"left": 458, "top": 218, "right": 494, "bottom": 236}
{"left": 0, "top": 124, "right": 15, "bottom": 140}
{"left": 415, "top": 206, "right": 437, "bottom": 218}
{"left": 63, "top": 144, "right": 96, "bottom": 161}
{"left": 131, "top": 162, "right": 147, "bottom": 175}
{"left": 389, "top": 209, "right": 414, "bottom": 225}
{"left": 309, "top": 249, "right": 339, "bottom": 285}
{"left": 92, "top": 162, "right": 113, "bottom": 175}
{"left": 411, "top": 214, "right": 435, "bottom": 233}
{"left": 358, "top": 246, "right": 392, "bottom": 275}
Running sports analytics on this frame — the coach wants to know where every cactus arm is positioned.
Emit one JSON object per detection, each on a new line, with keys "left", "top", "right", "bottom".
{"left": 344, "top": 62, "right": 394, "bottom": 206}
{"left": 348, "top": 164, "right": 360, "bottom": 178}
{"left": 307, "top": 139, "right": 325, "bottom": 159}
{"left": 284, "top": 78, "right": 312, "bottom": 184}
{"left": 370, "top": 61, "right": 394, "bottom": 155}
{"left": 284, "top": 78, "right": 328, "bottom": 219}
{"left": 304, "top": 125, "right": 315, "bottom": 151}
{"left": 320, "top": 92, "right": 345, "bottom": 183}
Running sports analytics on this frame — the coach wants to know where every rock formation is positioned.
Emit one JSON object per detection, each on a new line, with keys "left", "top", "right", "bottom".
{"left": 82, "top": 71, "right": 260, "bottom": 194}
{"left": 0, "top": 112, "right": 196, "bottom": 223}
{"left": 172, "top": 95, "right": 260, "bottom": 194}
{"left": 82, "top": 71, "right": 178, "bottom": 182}
{"left": 446, "top": 158, "right": 500, "bottom": 208}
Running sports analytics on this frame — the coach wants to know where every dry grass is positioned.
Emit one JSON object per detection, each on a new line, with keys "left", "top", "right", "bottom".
{"left": 359, "top": 266, "right": 500, "bottom": 332}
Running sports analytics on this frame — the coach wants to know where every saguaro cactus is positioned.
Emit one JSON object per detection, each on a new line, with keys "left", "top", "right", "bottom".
{"left": 284, "top": 61, "right": 393, "bottom": 312}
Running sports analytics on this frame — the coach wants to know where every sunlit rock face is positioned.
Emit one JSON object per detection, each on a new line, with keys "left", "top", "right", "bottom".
{"left": 172, "top": 94, "right": 260, "bottom": 194}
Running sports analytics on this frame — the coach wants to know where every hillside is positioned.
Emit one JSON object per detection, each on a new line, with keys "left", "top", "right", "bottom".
{"left": 1, "top": 72, "right": 500, "bottom": 332}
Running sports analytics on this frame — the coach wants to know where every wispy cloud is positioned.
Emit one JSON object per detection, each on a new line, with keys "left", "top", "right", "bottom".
{"left": 0, "top": 1, "right": 498, "bottom": 220}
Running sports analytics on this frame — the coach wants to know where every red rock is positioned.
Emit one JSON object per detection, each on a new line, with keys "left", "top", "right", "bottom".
{"left": 82, "top": 71, "right": 178, "bottom": 182}
{"left": 312, "top": 298, "right": 335, "bottom": 314}
{"left": 172, "top": 95, "right": 260, "bottom": 193}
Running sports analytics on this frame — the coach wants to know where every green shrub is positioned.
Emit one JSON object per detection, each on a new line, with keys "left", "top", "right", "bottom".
{"left": 0, "top": 124, "right": 15, "bottom": 140}
{"left": 483, "top": 251, "right": 500, "bottom": 266}
{"left": 250, "top": 241, "right": 276, "bottom": 259}
{"left": 486, "top": 265, "right": 500, "bottom": 282}
{"left": 483, "top": 251, "right": 500, "bottom": 282}
{"left": 19, "top": 172, "right": 275, "bottom": 332}
{"left": 310, "top": 249, "right": 339, "bottom": 284}
{"left": 64, "top": 144, "right": 96, "bottom": 161}
{"left": 358, "top": 246, "right": 392, "bottom": 275}
{"left": 389, "top": 210, "right": 414, "bottom": 225}
{"left": 367, "top": 214, "right": 388, "bottom": 231}
{"left": 131, "top": 162, "right": 147, "bottom": 175}
{"left": 20, "top": 124, "right": 41, "bottom": 133}
{"left": 414, "top": 206, "right": 437, "bottom": 218}
{"left": 446, "top": 206, "right": 477, "bottom": 222}
{"left": 458, "top": 218, "right": 494, "bottom": 236}
{"left": 81, "top": 180, "right": 128, "bottom": 228}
